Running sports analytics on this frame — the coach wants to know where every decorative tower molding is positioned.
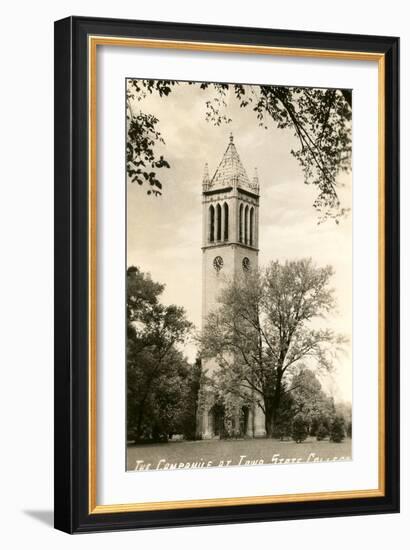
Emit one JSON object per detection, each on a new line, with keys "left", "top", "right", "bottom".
{"left": 252, "top": 167, "right": 260, "bottom": 194}
{"left": 202, "top": 162, "right": 210, "bottom": 190}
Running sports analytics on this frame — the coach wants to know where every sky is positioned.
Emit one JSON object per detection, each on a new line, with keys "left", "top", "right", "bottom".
{"left": 127, "top": 81, "right": 352, "bottom": 403}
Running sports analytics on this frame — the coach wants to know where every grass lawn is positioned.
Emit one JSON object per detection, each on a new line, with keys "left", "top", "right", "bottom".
{"left": 127, "top": 437, "right": 351, "bottom": 471}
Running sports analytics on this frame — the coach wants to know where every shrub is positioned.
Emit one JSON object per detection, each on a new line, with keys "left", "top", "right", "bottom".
{"left": 291, "top": 414, "right": 309, "bottom": 443}
{"left": 329, "top": 416, "right": 345, "bottom": 443}
{"left": 273, "top": 420, "right": 292, "bottom": 440}
{"left": 316, "top": 423, "right": 329, "bottom": 441}
{"left": 310, "top": 417, "right": 320, "bottom": 437}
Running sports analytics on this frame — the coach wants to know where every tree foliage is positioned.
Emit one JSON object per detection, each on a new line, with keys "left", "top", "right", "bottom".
{"left": 291, "top": 413, "right": 310, "bottom": 443}
{"left": 126, "top": 80, "right": 174, "bottom": 195}
{"left": 329, "top": 415, "right": 346, "bottom": 443}
{"left": 201, "top": 258, "right": 347, "bottom": 437}
{"left": 127, "top": 266, "right": 195, "bottom": 441}
{"left": 127, "top": 80, "right": 351, "bottom": 222}
{"left": 269, "top": 369, "right": 337, "bottom": 440}
{"left": 316, "top": 423, "right": 329, "bottom": 441}
{"left": 290, "top": 369, "right": 336, "bottom": 435}
{"left": 335, "top": 401, "right": 352, "bottom": 438}
{"left": 178, "top": 356, "right": 203, "bottom": 440}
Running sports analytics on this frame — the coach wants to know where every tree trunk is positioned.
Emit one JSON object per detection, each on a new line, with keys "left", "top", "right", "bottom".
{"left": 264, "top": 401, "right": 275, "bottom": 438}
{"left": 264, "top": 378, "right": 283, "bottom": 438}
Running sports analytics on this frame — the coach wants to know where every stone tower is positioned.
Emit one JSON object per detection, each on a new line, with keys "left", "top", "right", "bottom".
{"left": 198, "top": 134, "right": 266, "bottom": 439}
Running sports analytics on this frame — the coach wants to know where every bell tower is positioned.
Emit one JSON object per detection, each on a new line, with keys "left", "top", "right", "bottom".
{"left": 199, "top": 134, "right": 265, "bottom": 439}
{"left": 202, "top": 134, "right": 260, "bottom": 335}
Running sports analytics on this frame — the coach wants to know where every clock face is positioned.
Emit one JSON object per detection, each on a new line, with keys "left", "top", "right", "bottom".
{"left": 213, "top": 256, "right": 224, "bottom": 271}
{"left": 242, "top": 257, "right": 250, "bottom": 271}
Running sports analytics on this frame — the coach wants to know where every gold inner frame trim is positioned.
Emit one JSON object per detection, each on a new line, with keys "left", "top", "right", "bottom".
{"left": 88, "top": 35, "right": 386, "bottom": 514}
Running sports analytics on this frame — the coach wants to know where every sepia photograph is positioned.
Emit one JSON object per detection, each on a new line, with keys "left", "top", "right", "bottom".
{"left": 126, "top": 78, "right": 352, "bottom": 473}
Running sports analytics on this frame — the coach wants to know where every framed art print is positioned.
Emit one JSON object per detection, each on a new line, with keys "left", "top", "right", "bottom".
{"left": 54, "top": 16, "right": 400, "bottom": 533}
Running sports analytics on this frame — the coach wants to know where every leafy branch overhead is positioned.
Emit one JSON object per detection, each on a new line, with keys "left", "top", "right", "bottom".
{"left": 126, "top": 80, "right": 175, "bottom": 195}
{"left": 126, "top": 79, "right": 352, "bottom": 222}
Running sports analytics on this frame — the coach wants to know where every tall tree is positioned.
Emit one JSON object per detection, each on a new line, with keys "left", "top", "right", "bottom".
{"left": 127, "top": 80, "right": 351, "bottom": 222}
{"left": 201, "top": 258, "right": 347, "bottom": 437}
{"left": 127, "top": 266, "right": 193, "bottom": 441}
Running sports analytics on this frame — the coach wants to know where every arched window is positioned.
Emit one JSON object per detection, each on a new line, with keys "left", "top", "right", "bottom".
{"left": 249, "top": 207, "right": 254, "bottom": 246}
{"left": 216, "top": 203, "right": 222, "bottom": 241}
{"left": 209, "top": 205, "right": 215, "bottom": 242}
{"left": 244, "top": 205, "right": 249, "bottom": 245}
{"left": 223, "top": 202, "right": 229, "bottom": 241}
{"left": 239, "top": 203, "right": 244, "bottom": 243}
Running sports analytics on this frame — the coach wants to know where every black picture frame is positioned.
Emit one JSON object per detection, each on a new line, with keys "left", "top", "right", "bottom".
{"left": 54, "top": 16, "right": 400, "bottom": 534}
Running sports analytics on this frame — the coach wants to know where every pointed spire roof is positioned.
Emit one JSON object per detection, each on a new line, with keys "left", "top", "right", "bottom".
{"left": 207, "top": 134, "right": 259, "bottom": 194}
